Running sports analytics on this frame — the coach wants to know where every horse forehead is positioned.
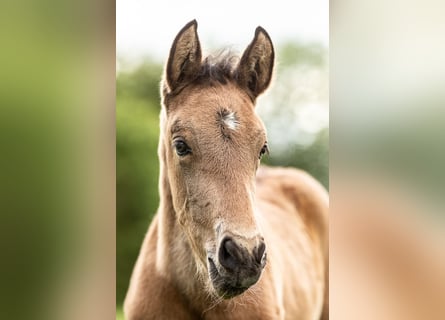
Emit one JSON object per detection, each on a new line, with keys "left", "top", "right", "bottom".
{"left": 176, "top": 106, "right": 262, "bottom": 140}
{"left": 170, "top": 85, "right": 262, "bottom": 133}
{"left": 181, "top": 84, "right": 251, "bottom": 112}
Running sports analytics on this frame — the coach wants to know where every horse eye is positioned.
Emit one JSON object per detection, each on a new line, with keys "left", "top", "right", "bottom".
{"left": 174, "top": 140, "right": 191, "bottom": 156}
{"left": 259, "top": 143, "right": 269, "bottom": 159}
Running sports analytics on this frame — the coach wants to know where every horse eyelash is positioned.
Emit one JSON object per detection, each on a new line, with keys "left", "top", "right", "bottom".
{"left": 259, "top": 143, "right": 269, "bottom": 159}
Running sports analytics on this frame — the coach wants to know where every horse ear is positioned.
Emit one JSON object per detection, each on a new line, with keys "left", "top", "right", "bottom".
{"left": 165, "top": 20, "right": 202, "bottom": 92}
{"left": 236, "top": 27, "right": 274, "bottom": 100}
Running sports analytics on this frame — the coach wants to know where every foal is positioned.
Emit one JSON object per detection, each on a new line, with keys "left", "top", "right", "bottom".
{"left": 124, "top": 20, "right": 329, "bottom": 320}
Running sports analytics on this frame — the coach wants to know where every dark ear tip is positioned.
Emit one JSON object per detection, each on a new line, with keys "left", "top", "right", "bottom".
{"left": 255, "top": 26, "right": 270, "bottom": 39}
{"left": 185, "top": 19, "right": 198, "bottom": 30}
{"left": 172, "top": 20, "right": 198, "bottom": 45}
{"left": 255, "top": 26, "right": 265, "bottom": 33}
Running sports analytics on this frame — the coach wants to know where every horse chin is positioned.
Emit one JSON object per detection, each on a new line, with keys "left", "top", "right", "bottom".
{"left": 207, "top": 257, "right": 250, "bottom": 299}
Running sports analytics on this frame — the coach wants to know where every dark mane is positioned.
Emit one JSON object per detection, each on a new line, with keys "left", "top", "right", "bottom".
{"left": 163, "top": 50, "right": 240, "bottom": 100}
{"left": 194, "top": 50, "right": 239, "bottom": 85}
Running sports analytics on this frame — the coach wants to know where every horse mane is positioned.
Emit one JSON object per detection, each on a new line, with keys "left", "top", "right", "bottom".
{"left": 194, "top": 50, "right": 240, "bottom": 85}
{"left": 162, "top": 50, "right": 241, "bottom": 100}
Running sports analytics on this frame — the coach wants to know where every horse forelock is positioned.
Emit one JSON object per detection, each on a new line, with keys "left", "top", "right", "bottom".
{"left": 196, "top": 50, "right": 239, "bottom": 84}
{"left": 162, "top": 50, "right": 240, "bottom": 100}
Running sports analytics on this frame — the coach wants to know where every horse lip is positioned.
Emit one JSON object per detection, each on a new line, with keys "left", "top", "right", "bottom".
{"left": 220, "top": 285, "right": 248, "bottom": 299}
{"left": 207, "top": 257, "right": 250, "bottom": 299}
{"left": 207, "top": 257, "right": 219, "bottom": 279}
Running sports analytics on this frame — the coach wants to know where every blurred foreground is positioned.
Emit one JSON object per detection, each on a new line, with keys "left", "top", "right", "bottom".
{"left": 331, "top": 0, "right": 445, "bottom": 319}
{"left": 331, "top": 173, "right": 445, "bottom": 319}
{"left": 0, "top": 1, "right": 115, "bottom": 319}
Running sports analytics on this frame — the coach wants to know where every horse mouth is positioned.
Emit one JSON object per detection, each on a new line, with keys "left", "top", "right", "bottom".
{"left": 207, "top": 258, "right": 251, "bottom": 299}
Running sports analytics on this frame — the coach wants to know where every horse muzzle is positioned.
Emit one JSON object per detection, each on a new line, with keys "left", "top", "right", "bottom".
{"left": 207, "top": 236, "right": 267, "bottom": 298}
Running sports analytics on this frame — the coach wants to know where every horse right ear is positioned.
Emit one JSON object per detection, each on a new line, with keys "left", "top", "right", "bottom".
{"left": 165, "top": 20, "right": 202, "bottom": 93}
{"left": 236, "top": 26, "right": 274, "bottom": 100}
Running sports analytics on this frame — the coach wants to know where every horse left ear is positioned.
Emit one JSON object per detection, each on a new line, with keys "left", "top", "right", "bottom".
{"left": 236, "top": 27, "right": 274, "bottom": 100}
{"left": 165, "top": 20, "right": 202, "bottom": 93}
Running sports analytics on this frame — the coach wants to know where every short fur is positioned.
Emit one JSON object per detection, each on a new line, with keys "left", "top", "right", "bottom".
{"left": 125, "top": 20, "right": 329, "bottom": 320}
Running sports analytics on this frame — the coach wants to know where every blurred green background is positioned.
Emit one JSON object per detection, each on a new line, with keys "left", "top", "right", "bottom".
{"left": 116, "top": 41, "right": 329, "bottom": 310}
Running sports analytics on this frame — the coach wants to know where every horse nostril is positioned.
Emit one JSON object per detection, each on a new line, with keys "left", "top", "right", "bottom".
{"left": 255, "top": 241, "right": 266, "bottom": 264}
{"left": 219, "top": 237, "right": 242, "bottom": 271}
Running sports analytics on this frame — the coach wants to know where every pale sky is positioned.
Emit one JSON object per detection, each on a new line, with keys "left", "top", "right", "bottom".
{"left": 117, "top": 0, "right": 329, "bottom": 61}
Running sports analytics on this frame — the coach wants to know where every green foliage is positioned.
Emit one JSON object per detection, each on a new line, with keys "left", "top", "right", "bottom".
{"left": 116, "top": 62, "right": 162, "bottom": 304}
{"left": 260, "top": 41, "right": 329, "bottom": 189}
{"left": 117, "top": 62, "right": 163, "bottom": 104}
{"left": 278, "top": 42, "right": 327, "bottom": 68}
{"left": 263, "top": 128, "right": 329, "bottom": 189}
{"left": 116, "top": 307, "right": 124, "bottom": 320}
